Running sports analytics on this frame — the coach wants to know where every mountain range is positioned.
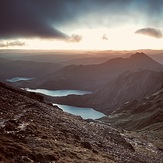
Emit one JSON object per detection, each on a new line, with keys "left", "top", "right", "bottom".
{"left": 1, "top": 51, "right": 163, "bottom": 162}
{"left": 2, "top": 52, "right": 162, "bottom": 116}
{"left": 51, "top": 53, "right": 163, "bottom": 114}
{"left": 0, "top": 59, "right": 62, "bottom": 82}
{"left": 37, "top": 52, "right": 163, "bottom": 91}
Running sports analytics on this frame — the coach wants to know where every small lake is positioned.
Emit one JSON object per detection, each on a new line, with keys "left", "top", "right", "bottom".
{"left": 24, "top": 88, "right": 92, "bottom": 97}
{"left": 54, "top": 104, "right": 105, "bottom": 119}
{"left": 24, "top": 88, "right": 105, "bottom": 119}
{"left": 7, "top": 77, "right": 33, "bottom": 83}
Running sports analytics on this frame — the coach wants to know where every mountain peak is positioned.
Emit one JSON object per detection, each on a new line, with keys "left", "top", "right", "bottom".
{"left": 130, "top": 52, "right": 150, "bottom": 59}
{"left": 128, "top": 52, "right": 163, "bottom": 71}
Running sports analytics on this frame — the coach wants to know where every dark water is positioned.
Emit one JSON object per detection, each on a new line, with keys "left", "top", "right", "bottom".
{"left": 7, "top": 77, "right": 33, "bottom": 82}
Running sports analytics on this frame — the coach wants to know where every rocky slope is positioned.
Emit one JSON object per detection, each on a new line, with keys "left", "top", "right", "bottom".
{"left": 100, "top": 85, "right": 163, "bottom": 131}
{"left": 100, "top": 85, "right": 163, "bottom": 152}
{"left": 1, "top": 82, "right": 163, "bottom": 162}
{"left": 89, "top": 70, "right": 163, "bottom": 114}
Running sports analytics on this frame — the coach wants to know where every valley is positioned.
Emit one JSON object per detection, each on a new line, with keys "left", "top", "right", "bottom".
{"left": 1, "top": 50, "right": 163, "bottom": 162}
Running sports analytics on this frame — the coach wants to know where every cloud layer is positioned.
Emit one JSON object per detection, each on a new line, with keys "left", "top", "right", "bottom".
{"left": 0, "top": 0, "right": 71, "bottom": 40}
{"left": 0, "top": 41, "right": 26, "bottom": 47}
{"left": 135, "top": 28, "right": 162, "bottom": 38}
{"left": 0, "top": 0, "right": 163, "bottom": 40}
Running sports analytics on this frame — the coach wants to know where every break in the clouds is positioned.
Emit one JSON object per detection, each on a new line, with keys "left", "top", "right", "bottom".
{"left": 0, "top": 41, "right": 26, "bottom": 48}
{"left": 0, "top": 0, "right": 163, "bottom": 40}
{"left": 135, "top": 28, "right": 162, "bottom": 39}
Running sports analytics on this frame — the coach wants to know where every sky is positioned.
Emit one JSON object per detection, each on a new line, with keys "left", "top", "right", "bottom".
{"left": 0, "top": 0, "right": 163, "bottom": 50}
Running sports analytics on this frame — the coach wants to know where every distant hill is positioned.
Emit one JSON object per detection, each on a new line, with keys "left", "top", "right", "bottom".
{"left": 150, "top": 53, "right": 163, "bottom": 64}
{"left": 38, "top": 52, "right": 163, "bottom": 91}
{"left": 58, "top": 56, "right": 111, "bottom": 65}
{"left": 18, "top": 53, "right": 87, "bottom": 63}
{"left": 0, "top": 57, "right": 11, "bottom": 63}
{"left": 0, "top": 60, "right": 63, "bottom": 82}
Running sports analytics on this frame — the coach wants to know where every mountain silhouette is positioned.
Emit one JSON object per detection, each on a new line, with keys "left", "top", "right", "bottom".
{"left": 38, "top": 52, "right": 163, "bottom": 91}
{"left": 0, "top": 60, "right": 62, "bottom": 82}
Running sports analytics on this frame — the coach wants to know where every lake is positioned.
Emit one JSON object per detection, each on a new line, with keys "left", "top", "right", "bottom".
{"left": 7, "top": 77, "right": 33, "bottom": 83}
{"left": 24, "top": 88, "right": 92, "bottom": 97}
{"left": 54, "top": 104, "right": 105, "bottom": 119}
{"left": 24, "top": 88, "right": 105, "bottom": 119}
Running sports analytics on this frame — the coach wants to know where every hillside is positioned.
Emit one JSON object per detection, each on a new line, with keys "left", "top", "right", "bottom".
{"left": 150, "top": 53, "right": 163, "bottom": 64}
{"left": 1, "top": 82, "right": 163, "bottom": 162}
{"left": 100, "top": 85, "right": 163, "bottom": 131}
{"left": 88, "top": 70, "right": 163, "bottom": 114}
{"left": 38, "top": 52, "right": 163, "bottom": 91}
{"left": 100, "top": 85, "right": 163, "bottom": 151}
{"left": 52, "top": 70, "right": 163, "bottom": 114}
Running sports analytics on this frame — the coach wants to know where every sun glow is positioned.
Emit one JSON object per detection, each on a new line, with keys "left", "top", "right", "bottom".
{"left": 4, "top": 26, "right": 163, "bottom": 50}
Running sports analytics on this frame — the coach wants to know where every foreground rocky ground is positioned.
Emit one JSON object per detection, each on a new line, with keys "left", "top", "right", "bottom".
{"left": 0, "top": 82, "right": 163, "bottom": 163}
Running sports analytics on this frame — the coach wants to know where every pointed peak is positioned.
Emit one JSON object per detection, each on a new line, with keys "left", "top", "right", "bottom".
{"left": 135, "top": 52, "right": 146, "bottom": 55}
{"left": 130, "top": 52, "right": 151, "bottom": 60}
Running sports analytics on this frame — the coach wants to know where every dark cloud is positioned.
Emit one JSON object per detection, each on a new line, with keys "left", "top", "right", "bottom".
{"left": 0, "top": 0, "right": 128, "bottom": 40}
{"left": 135, "top": 28, "right": 162, "bottom": 38}
{"left": 0, "top": 0, "right": 72, "bottom": 40}
{"left": 0, "top": 41, "right": 26, "bottom": 47}
{"left": 0, "top": 0, "right": 163, "bottom": 40}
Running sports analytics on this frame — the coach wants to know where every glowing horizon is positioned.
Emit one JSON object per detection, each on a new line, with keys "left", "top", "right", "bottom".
{"left": 1, "top": 1, "right": 163, "bottom": 51}
{"left": 2, "top": 26, "right": 163, "bottom": 51}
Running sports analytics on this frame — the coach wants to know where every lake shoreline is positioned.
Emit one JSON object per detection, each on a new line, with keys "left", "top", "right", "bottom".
{"left": 23, "top": 88, "right": 105, "bottom": 119}
{"left": 53, "top": 103, "right": 105, "bottom": 119}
